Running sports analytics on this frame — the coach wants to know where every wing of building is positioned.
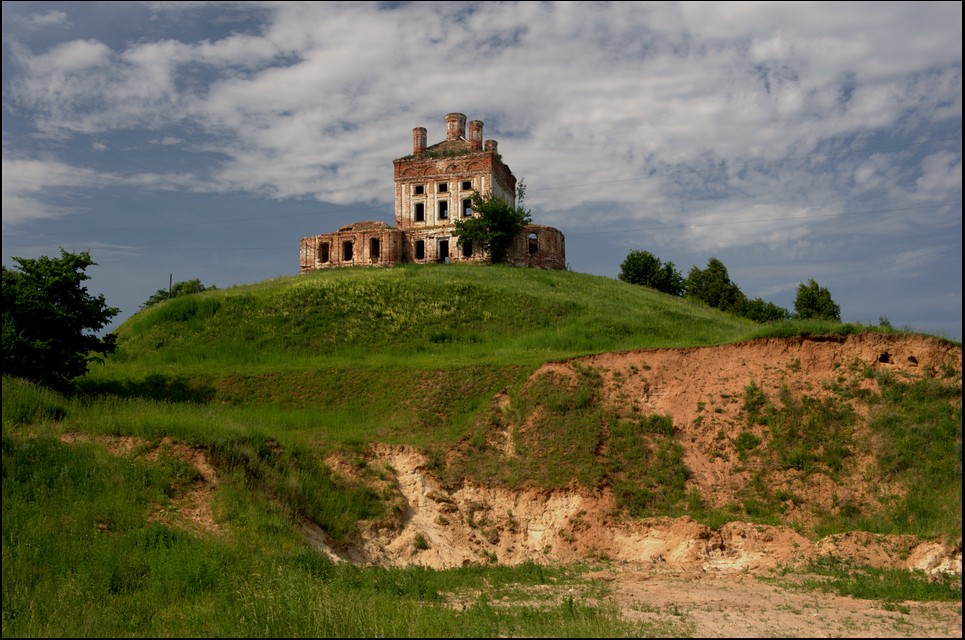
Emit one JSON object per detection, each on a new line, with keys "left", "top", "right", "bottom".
{"left": 300, "top": 113, "right": 565, "bottom": 271}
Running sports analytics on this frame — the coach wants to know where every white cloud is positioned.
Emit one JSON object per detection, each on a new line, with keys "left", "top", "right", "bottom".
{"left": 23, "top": 9, "right": 71, "bottom": 30}
{"left": 1, "top": 156, "right": 103, "bottom": 228}
{"left": 1, "top": 1, "right": 958, "bottom": 339}
{"left": 916, "top": 150, "right": 963, "bottom": 196}
{"left": 1, "top": 154, "right": 205, "bottom": 229}
{"left": 889, "top": 246, "right": 949, "bottom": 275}
{"left": 153, "top": 136, "right": 184, "bottom": 146}
{"left": 26, "top": 37, "right": 111, "bottom": 74}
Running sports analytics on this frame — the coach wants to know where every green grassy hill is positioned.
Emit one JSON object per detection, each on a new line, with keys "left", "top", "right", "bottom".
{"left": 77, "top": 263, "right": 758, "bottom": 454}
{"left": 110, "top": 263, "right": 756, "bottom": 368}
{"left": 3, "top": 264, "right": 960, "bottom": 637}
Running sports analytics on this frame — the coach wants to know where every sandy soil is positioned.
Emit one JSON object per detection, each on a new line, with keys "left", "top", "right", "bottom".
{"left": 71, "top": 333, "right": 964, "bottom": 637}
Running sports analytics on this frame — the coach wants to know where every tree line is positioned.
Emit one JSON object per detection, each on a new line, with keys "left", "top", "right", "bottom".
{"left": 618, "top": 249, "right": 840, "bottom": 323}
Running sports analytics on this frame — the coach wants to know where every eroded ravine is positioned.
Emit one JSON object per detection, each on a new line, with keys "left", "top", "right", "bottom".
{"left": 64, "top": 333, "right": 963, "bottom": 578}
{"left": 317, "top": 333, "right": 961, "bottom": 576}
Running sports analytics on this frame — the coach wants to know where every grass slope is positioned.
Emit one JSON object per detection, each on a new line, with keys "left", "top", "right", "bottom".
{"left": 77, "top": 263, "right": 757, "bottom": 453}
{"left": 3, "top": 263, "right": 961, "bottom": 637}
{"left": 109, "top": 263, "right": 756, "bottom": 369}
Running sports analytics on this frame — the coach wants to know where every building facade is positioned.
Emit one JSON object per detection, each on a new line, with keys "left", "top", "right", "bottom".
{"left": 300, "top": 113, "right": 565, "bottom": 272}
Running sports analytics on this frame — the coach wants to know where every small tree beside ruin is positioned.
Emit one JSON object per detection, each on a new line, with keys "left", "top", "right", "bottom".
{"left": 453, "top": 181, "right": 532, "bottom": 264}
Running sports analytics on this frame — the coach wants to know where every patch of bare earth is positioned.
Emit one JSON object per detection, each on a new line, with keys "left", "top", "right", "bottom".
{"left": 60, "top": 434, "right": 221, "bottom": 534}
{"left": 70, "top": 334, "right": 962, "bottom": 637}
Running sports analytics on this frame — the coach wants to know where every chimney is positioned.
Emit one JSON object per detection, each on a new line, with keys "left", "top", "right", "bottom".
{"left": 468, "top": 120, "right": 483, "bottom": 150}
{"left": 445, "top": 112, "right": 467, "bottom": 141}
{"left": 412, "top": 127, "right": 427, "bottom": 154}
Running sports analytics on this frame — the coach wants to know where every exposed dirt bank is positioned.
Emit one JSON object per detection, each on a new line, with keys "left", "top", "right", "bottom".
{"left": 68, "top": 333, "right": 964, "bottom": 637}
{"left": 321, "top": 333, "right": 961, "bottom": 573}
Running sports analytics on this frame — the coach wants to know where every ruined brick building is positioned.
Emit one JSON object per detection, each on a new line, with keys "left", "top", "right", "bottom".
{"left": 299, "top": 113, "right": 565, "bottom": 271}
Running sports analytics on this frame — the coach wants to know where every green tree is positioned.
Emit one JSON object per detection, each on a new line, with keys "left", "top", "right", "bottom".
{"left": 738, "top": 297, "right": 790, "bottom": 323}
{"left": 2, "top": 249, "right": 119, "bottom": 390}
{"left": 793, "top": 278, "right": 840, "bottom": 321}
{"left": 453, "top": 181, "right": 532, "bottom": 264}
{"left": 618, "top": 250, "right": 685, "bottom": 296}
{"left": 684, "top": 258, "right": 746, "bottom": 312}
{"left": 141, "top": 278, "right": 217, "bottom": 309}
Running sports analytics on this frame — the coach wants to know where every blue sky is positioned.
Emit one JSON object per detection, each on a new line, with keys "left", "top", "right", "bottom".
{"left": 3, "top": 1, "right": 962, "bottom": 341}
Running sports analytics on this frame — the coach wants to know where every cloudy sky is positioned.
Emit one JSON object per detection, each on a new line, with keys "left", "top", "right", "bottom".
{"left": 3, "top": 1, "right": 962, "bottom": 340}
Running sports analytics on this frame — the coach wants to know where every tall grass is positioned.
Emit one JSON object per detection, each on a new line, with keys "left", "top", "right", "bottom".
{"left": 859, "top": 369, "right": 963, "bottom": 540}
{"left": 2, "top": 420, "right": 680, "bottom": 637}
{"left": 725, "top": 366, "right": 963, "bottom": 539}
{"left": 1, "top": 376, "right": 68, "bottom": 426}
{"left": 793, "top": 556, "right": 961, "bottom": 604}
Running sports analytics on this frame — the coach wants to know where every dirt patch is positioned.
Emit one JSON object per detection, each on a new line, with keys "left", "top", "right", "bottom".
{"left": 311, "top": 436, "right": 961, "bottom": 637}
{"left": 593, "top": 569, "right": 961, "bottom": 637}
{"left": 60, "top": 433, "right": 221, "bottom": 535}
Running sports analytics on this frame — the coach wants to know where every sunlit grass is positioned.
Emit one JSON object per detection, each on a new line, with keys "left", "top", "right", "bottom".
{"left": 103, "top": 264, "right": 756, "bottom": 374}
{"left": 787, "top": 556, "right": 962, "bottom": 603}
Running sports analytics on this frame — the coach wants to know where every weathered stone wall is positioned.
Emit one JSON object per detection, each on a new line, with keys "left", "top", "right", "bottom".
{"left": 506, "top": 225, "right": 567, "bottom": 270}
{"left": 300, "top": 222, "right": 404, "bottom": 271}
{"left": 399, "top": 227, "right": 489, "bottom": 265}
{"left": 393, "top": 152, "right": 516, "bottom": 231}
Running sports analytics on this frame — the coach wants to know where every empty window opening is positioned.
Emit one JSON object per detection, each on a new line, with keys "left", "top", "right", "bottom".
{"left": 438, "top": 182, "right": 448, "bottom": 193}
{"left": 415, "top": 240, "right": 425, "bottom": 260}
{"left": 462, "top": 198, "right": 472, "bottom": 217}
{"left": 439, "top": 201, "right": 449, "bottom": 219}
{"left": 415, "top": 203, "right": 425, "bottom": 222}
{"left": 319, "top": 242, "right": 330, "bottom": 263}
{"left": 528, "top": 232, "right": 538, "bottom": 256}
{"left": 438, "top": 239, "right": 450, "bottom": 263}
{"left": 342, "top": 241, "right": 353, "bottom": 261}
{"left": 369, "top": 237, "right": 380, "bottom": 260}
{"left": 462, "top": 180, "right": 472, "bottom": 190}
{"left": 414, "top": 184, "right": 424, "bottom": 195}
{"left": 462, "top": 240, "right": 473, "bottom": 258}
